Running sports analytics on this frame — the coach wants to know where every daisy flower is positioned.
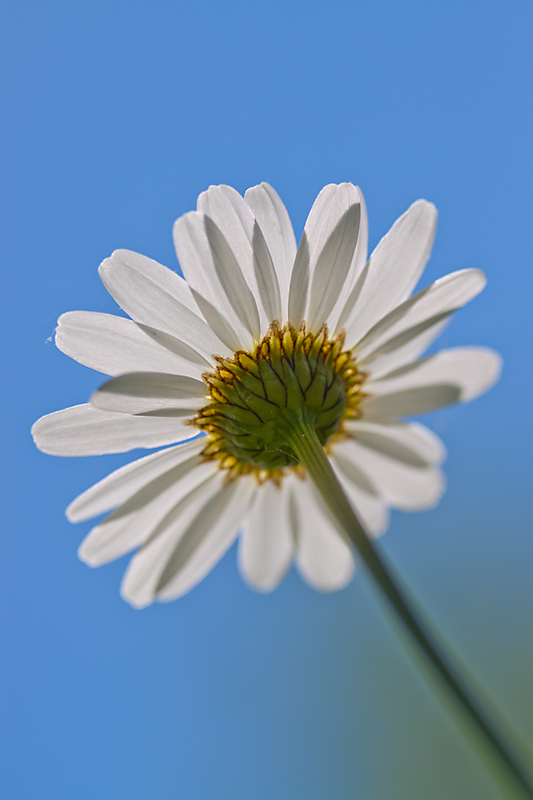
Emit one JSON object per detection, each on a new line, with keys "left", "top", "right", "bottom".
{"left": 32, "top": 182, "right": 501, "bottom": 608}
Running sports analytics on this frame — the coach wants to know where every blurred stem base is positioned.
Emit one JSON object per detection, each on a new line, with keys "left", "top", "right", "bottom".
{"left": 285, "top": 411, "right": 533, "bottom": 800}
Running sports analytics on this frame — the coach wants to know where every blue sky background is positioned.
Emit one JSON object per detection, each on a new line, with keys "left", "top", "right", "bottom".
{"left": 1, "top": 1, "right": 532, "bottom": 798}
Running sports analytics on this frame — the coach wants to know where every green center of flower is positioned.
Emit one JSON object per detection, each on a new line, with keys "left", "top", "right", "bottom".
{"left": 193, "top": 322, "right": 366, "bottom": 481}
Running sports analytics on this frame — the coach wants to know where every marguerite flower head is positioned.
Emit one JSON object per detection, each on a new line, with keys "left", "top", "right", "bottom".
{"left": 32, "top": 182, "right": 500, "bottom": 608}
{"left": 34, "top": 185, "right": 533, "bottom": 797}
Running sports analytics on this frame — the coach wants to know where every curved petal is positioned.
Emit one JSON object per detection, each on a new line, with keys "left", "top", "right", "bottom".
{"left": 292, "top": 478, "right": 355, "bottom": 592}
{"left": 173, "top": 211, "right": 260, "bottom": 350}
{"left": 120, "top": 474, "right": 221, "bottom": 607}
{"left": 238, "top": 479, "right": 294, "bottom": 592}
{"left": 90, "top": 373, "right": 208, "bottom": 416}
{"left": 344, "top": 200, "right": 438, "bottom": 347}
{"left": 329, "top": 457, "right": 390, "bottom": 536}
{"left": 31, "top": 404, "right": 194, "bottom": 456}
{"left": 78, "top": 459, "right": 217, "bottom": 566}
{"left": 342, "top": 420, "right": 446, "bottom": 467}
{"left": 156, "top": 477, "right": 256, "bottom": 603}
{"left": 244, "top": 182, "right": 297, "bottom": 319}
{"left": 67, "top": 438, "right": 206, "bottom": 522}
{"left": 197, "top": 185, "right": 282, "bottom": 329}
{"left": 331, "top": 186, "right": 369, "bottom": 332}
{"left": 360, "top": 317, "right": 450, "bottom": 381}
{"left": 121, "top": 474, "right": 255, "bottom": 608}
{"left": 56, "top": 311, "right": 209, "bottom": 379}
{"left": 334, "top": 439, "right": 445, "bottom": 511}
{"left": 362, "top": 385, "right": 461, "bottom": 420}
{"left": 288, "top": 183, "right": 362, "bottom": 331}
{"left": 357, "top": 268, "right": 486, "bottom": 367}
{"left": 364, "top": 347, "right": 502, "bottom": 420}
{"left": 98, "top": 249, "right": 227, "bottom": 360}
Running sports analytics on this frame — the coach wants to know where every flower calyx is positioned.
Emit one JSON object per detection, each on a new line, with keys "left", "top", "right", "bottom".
{"left": 193, "top": 322, "right": 366, "bottom": 481}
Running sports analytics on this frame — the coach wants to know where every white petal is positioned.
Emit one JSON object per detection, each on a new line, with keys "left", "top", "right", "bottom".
{"left": 78, "top": 460, "right": 217, "bottom": 566}
{"left": 362, "top": 385, "right": 461, "bottom": 420}
{"left": 197, "top": 185, "right": 282, "bottom": 328}
{"left": 288, "top": 183, "right": 361, "bottom": 331}
{"left": 295, "top": 428, "right": 387, "bottom": 537}
{"left": 31, "top": 404, "right": 194, "bottom": 456}
{"left": 98, "top": 249, "right": 227, "bottom": 360}
{"left": 67, "top": 438, "right": 206, "bottom": 522}
{"left": 292, "top": 478, "right": 355, "bottom": 592}
{"left": 90, "top": 373, "right": 208, "bottom": 416}
{"left": 332, "top": 186, "right": 369, "bottom": 332}
{"left": 173, "top": 211, "right": 260, "bottom": 350}
{"left": 121, "top": 475, "right": 255, "bottom": 608}
{"left": 55, "top": 311, "right": 209, "bottom": 379}
{"left": 364, "top": 346, "right": 502, "bottom": 420}
{"left": 244, "top": 182, "right": 297, "bottom": 319}
{"left": 360, "top": 317, "right": 450, "bottom": 380}
{"left": 344, "top": 200, "right": 438, "bottom": 346}
{"left": 333, "top": 439, "right": 445, "bottom": 511}
{"left": 328, "top": 455, "right": 390, "bottom": 536}
{"left": 120, "top": 474, "right": 222, "bottom": 607}
{"left": 342, "top": 420, "right": 446, "bottom": 467}
{"left": 238, "top": 480, "right": 294, "bottom": 592}
{"left": 156, "top": 477, "right": 256, "bottom": 602}
{"left": 356, "top": 269, "right": 486, "bottom": 366}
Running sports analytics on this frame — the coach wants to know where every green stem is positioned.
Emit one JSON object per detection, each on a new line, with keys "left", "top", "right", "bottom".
{"left": 285, "top": 412, "right": 533, "bottom": 799}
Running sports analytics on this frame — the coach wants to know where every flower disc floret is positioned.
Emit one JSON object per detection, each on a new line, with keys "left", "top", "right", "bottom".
{"left": 194, "top": 322, "right": 366, "bottom": 480}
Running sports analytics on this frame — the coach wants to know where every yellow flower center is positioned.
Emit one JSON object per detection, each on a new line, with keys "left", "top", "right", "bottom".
{"left": 192, "top": 322, "right": 366, "bottom": 482}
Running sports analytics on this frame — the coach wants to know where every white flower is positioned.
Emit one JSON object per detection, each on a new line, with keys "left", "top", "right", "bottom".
{"left": 32, "top": 183, "right": 501, "bottom": 608}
